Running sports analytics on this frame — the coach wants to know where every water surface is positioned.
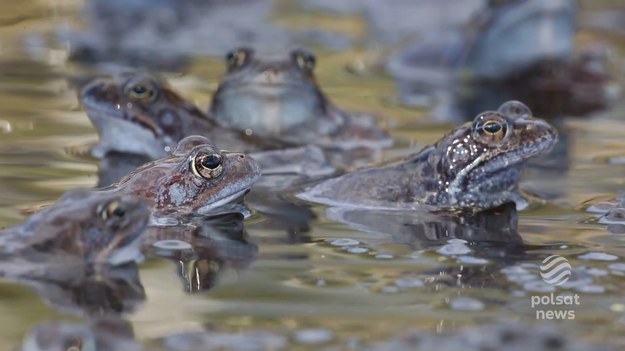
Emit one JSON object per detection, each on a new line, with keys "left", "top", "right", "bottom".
{"left": 2, "top": 0, "right": 625, "bottom": 349}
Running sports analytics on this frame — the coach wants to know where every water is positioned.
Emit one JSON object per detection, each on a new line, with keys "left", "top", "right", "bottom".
{"left": 2, "top": 0, "right": 625, "bottom": 349}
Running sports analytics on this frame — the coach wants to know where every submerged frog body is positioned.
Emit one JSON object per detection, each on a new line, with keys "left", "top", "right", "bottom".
{"left": 299, "top": 101, "right": 558, "bottom": 210}
{"left": 0, "top": 190, "right": 150, "bottom": 266}
{"left": 81, "top": 72, "right": 334, "bottom": 179}
{"left": 100, "top": 136, "right": 261, "bottom": 218}
{"left": 210, "top": 47, "right": 392, "bottom": 149}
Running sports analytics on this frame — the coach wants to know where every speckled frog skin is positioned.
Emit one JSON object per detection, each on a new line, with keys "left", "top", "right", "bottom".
{"left": 299, "top": 101, "right": 558, "bottom": 210}
{"left": 81, "top": 72, "right": 334, "bottom": 179}
{"left": 81, "top": 72, "right": 286, "bottom": 160}
{"left": 0, "top": 190, "right": 150, "bottom": 266}
{"left": 209, "top": 47, "right": 392, "bottom": 149}
{"left": 100, "top": 136, "right": 261, "bottom": 217}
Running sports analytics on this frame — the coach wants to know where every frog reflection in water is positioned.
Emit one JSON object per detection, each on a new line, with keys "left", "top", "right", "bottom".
{"left": 0, "top": 190, "right": 150, "bottom": 268}
{"left": 210, "top": 47, "right": 392, "bottom": 149}
{"left": 300, "top": 101, "right": 558, "bottom": 210}
{"left": 99, "top": 136, "right": 261, "bottom": 218}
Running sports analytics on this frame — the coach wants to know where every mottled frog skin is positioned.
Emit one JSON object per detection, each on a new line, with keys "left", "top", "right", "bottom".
{"left": 210, "top": 47, "right": 392, "bottom": 149}
{"left": 81, "top": 72, "right": 334, "bottom": 179}
{"left": 0, "top": 190, "right": 150, "bottom": 266}
{"left": 299, "top": 101, "right": 558, "bottom": 210}
{"left": 100, "top": 136, "right": 261, "bottom": 218}
{"left": 81, "top": 72, "right": 284, "bottom": 160}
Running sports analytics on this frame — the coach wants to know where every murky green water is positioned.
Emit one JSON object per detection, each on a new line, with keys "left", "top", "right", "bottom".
{"left": 3, "top": 0, "right": 625, "bottom": 350}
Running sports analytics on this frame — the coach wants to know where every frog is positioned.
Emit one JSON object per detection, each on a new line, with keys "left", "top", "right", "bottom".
{"left": 80, "top": 71, "right": 283, "bottom": 159}
{"left": 80, "top": 71, "right": 334, "bottom": 181}
{"left": 385, "top": 0, "right": 613, "bottom": 122}
{"left": 299, "top": 101, "right": 558, "bottom": 211}
{"left": 98, "top": 136, "right": 262, "bottom": 218}
{"left": 0, "top": 189, "right": 150, "bottom": 267}
{"left": 209, "top": 47, "right": 392, "bottom": 150}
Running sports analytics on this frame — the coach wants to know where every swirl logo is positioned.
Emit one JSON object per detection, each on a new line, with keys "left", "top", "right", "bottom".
{"left": 540, "top": 255, "right": 571, "bottom": 285}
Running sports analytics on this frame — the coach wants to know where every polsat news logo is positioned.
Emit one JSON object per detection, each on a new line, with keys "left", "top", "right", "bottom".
{"left": 531, "top": 255, "right": 579, "bottom": 320}
{"left": 540, "top": 255, "right": 572, "bottom": 285}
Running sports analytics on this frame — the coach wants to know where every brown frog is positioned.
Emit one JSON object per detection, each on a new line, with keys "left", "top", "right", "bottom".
{"left": 81, "top": 72, "right": 283, "bottom": 159}
{"left": 210, "top": 47, "right": 392, "bottom": 150}
{"left": 98, "top": 136, "right": 261, "bottom": 219}
{"left": 0, "top": 189, "right": 150, "bottom": 267}
{"left": 81, "top": 72, "right": 333, "bottom": 178}
{"left": 299, "top": 101, "right": 558, "bottom": 211}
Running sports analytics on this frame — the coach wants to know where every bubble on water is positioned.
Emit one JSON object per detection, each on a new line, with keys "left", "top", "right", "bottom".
{"left": 375, "top": 254, "right": 394, "bottom": 259}
{"left": 523, "top": 281, "right": 556, "bottom": 293}
{"left": 330, "top": 238, "right": 359, "bottom": 247}
{"left": 245, "top": 128, "right": 253, "bottom": 135}
{"left": 501, "top": 266, "right": 529, "bottom": 275}
{"left": 457, "top": 256, "right": 489, "bottom": 265}
{"left": 560, "top": 276, "right": 594, "bottom": 289}
{"left": 511, "top": 290, "right": 526, "bottom": 297}
{"left": 395, "top": 277, "right": 424, "bottom": 288}
{"left": 447, "top": 239, "right": 468, "bottom": 244}
{"left": 449, "top": 297, "right": 484, "bottom": 311}
{"left": 608, "top": 263, "right": 625, "bottom": 271}
{"left": 575, "top": 284, "right": 605, "bottom": 294}
{"left": 506, "top": 273, "right": 538, "bottom": 284}
{"left": 436, "top": 243, "right": 471, "bottom": 256}
{"left": 520, "top": 262, "right": 539, "bottom": 269}
{"left": 346, "top": 247, "right": 369, "bottom": 254}
{"left": 610, "top": 303, "right": 625, "bottom": 313}
{"left": 293, "top": 329, "right": 334, "bottom": 344}
{"left": 381, "top": 286, "right": 399, "bottom": 293}
{"left": 578, "top": 252, "right": 619, "bottom": 261}
{"left": 150, "top": 216, "right": 180, "bottom": 226}
{"left": 586, "top": 268, "right": 608, "bottom": 276}
{"left": 152, "top": 240, "right": 192, "bottom": 250}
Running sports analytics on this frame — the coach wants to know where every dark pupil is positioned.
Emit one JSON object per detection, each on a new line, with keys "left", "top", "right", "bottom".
{"left": 133, "top": 85, "right": 148, "bottom": 95}
{"left": 483, "top": 122, "right": 502, "bottom": 134}
{"left": 201, "top": 154, "right": 222, "bottom": 169}
{"left": 111, "top": 207, "right": 126, "bottom": 218}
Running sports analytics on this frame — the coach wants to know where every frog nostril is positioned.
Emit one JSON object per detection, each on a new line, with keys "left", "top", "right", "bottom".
{"left": 238, "top": 154, "right": 246, "bottom": 160}
{"left": 263, "top": 68, "right": 278, "bottom": 80}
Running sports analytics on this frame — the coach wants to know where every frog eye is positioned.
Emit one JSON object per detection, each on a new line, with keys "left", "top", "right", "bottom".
{"left": 292, "top": 50, "right": 316, "bottom": 72}
{"left": 482, "top": 120, "right": 504, "bottom": 135}
{"left": 191, "top": 152, "right": 223, "bottom": 179}
{"left": 126, "top": 81, "right": 158, "bottom": 103}
{"left": 473, "top": 112, "right": 509, "bottom": 143}
{"left": 99, "top": 200, "right": 127, "bottom": 221}
{"left": 225, "top": 48, "right": 251, "bottom": 71}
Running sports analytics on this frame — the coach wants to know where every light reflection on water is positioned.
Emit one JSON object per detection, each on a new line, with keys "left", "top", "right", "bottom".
{"left": 1, "top": 0, "right": 625, "bottom": 349}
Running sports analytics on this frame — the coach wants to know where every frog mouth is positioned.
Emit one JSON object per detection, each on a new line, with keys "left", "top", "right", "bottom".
{"left": 194, "top": 189, "right": 251, "bottom": 216}
{"left": 219, "top": 80, "right": 314, "bottom": 98}
{"left": 479, "top": 127, "right": 558, "bottom": 175}
{"left": 82, "top": 101, "right": 170, "bottom": 159}
{"left": 100, "top": 225, "right": 147, "bottom": 266}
